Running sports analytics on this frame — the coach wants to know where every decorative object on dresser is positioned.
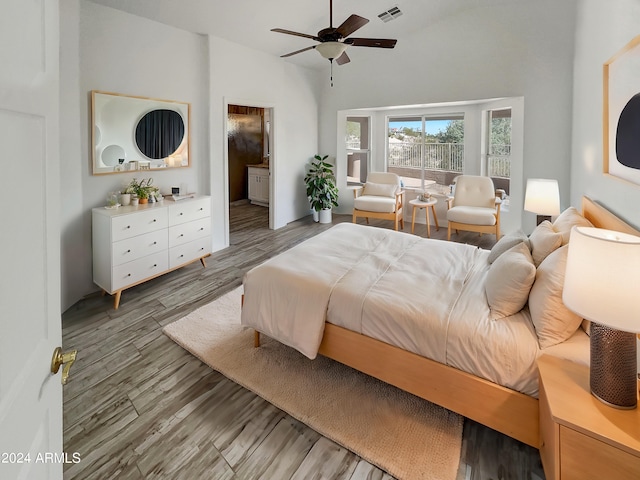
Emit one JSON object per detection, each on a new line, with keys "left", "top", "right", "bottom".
{"left": 524, "top": 178, "right": 561, "bottom": 225}
{"left": 562, "top": 225, "right": 640, "bottom": 409}
{"left": 304, "top": 154, "right": 338, "bottom": 224}
{"left": 124, "top": 177, "right": 159, "bottom": 205}
{"left": 92, "top": 196, "right": 212, "bottom": 309}
{"left": 538, "top": 355, "right": 640, "bottom": 480}
{"left": 91, "top": 90, "right": 190, "bottom": 175}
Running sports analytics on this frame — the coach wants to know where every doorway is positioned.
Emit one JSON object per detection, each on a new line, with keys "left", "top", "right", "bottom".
{"left": 227, "top": 104, "right": 273, "bottom": 241}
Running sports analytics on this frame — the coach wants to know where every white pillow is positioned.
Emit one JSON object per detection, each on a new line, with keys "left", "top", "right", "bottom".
{"left": 552, "top": 207, "right": 593, "bottom": 245}
{"left": 487, "top": 230, "right": 531, "bottom": 264}
{"left": 529, "top": 221, "right": 563, "bottom": 267}
{"left": 363, "top": 182, "right": 397, "bottom": 198}
{"left": 485, "top": 242, "right": 537, "bottom": 319}
{"left": 529, "top": 245, "right": 583, "bottom": 348}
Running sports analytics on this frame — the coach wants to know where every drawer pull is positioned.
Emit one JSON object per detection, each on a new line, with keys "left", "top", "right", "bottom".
{"left": 179, "top": 234, "right": 184, "bottom": 237}
{"left": 152, "top": 219, "right": 157, "bottom": 222}
{"left": 199, "top": 227, "right": 204, "bottom": 231}
{"left": 153, "top": 241, "right": 157, "bottom": 245}
{"left": 199, "top": 247, "right": 204, "bottom": 251}
{"left": 179, "top": 254, "right": 184, "bottom": 258}
{"left": 153, "top": 264, "right": 157, "bottom": 267}
{"left": 199, "top": 207, "right": 203, "bottom": 211}
{"left": 126, "top": 273, "right": 131, "bottom": 277}
{"left": 179, "top": 212, "right": 184, "bottom": 216}
{"left": 126, "top": 225, "right": 131, "bottom": 229}
{"left": 127, "top": 249, "right": 131, "bottom": 253}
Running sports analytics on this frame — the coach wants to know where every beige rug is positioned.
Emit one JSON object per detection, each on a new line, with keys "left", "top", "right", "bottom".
{"left": 163, "top": 287, "right": 463, "bottom": 480}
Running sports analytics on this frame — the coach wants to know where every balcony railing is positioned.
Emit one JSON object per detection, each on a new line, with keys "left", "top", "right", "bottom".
{"left": 488, "top": 145, "right": 511, "bottom": 178}
{"left": 388, "top": 142, "right": 464, "bottom": 173}
{"left": 384, "top": 141, "right": 511, "bottom": 178}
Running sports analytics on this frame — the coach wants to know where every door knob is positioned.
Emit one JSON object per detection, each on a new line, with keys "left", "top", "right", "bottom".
{"left": 51, "top": 347, "right": 77, "bottom": 385}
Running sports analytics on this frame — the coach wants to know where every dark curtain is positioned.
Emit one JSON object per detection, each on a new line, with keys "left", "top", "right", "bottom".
{"left": 135, "top": 109, "right": 185, "bottom": 159}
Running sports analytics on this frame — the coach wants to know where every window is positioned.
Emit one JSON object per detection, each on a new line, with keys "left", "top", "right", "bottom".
{"left": 346, "top": 117, "right": 369, "bottom": 185}
{"left": 486, "top": 108, "right": 512, "bottom": 207}
{"left": 387, "top": 115, "right": 464, "bottom": 189}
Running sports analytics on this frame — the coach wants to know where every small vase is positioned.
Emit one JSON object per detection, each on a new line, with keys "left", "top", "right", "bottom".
{"left": 139, "top": 198, "right": 148, "bottom": 204}
{"left": 312, "top": 210, "right": 319, "bottom": 222}
{"left": 120, "top": 193, "right": 131, "bottom": 206}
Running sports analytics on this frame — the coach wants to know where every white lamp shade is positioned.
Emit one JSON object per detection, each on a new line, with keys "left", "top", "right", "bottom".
{"left": 524, "top": 178, "right": 560, "bottom": 215}
{"left": 563, "top": 226, "right": 640, "bottom": 333}
{"left": 315, "top": 42, "right": 347, "bottom": 60}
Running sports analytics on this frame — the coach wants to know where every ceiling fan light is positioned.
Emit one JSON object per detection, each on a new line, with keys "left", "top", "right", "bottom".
{"left": 315, "top": 41, "right": 348, "bottom": 60}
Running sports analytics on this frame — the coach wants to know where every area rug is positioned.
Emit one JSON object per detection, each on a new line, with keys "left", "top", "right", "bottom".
{"left": 163, "top": 287, "right": 463, "bottom": 480}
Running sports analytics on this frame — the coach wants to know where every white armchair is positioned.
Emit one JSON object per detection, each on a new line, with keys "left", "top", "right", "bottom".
{"left": 446, "top": 175, "right": 501, "bottom": 241}
{"left": 352, "top": 172, "right": 405, "bottom": 231}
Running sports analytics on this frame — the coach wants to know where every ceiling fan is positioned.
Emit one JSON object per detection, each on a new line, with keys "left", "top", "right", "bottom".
{"left": 271, "top": 0, "right": 397, "bottom": 67}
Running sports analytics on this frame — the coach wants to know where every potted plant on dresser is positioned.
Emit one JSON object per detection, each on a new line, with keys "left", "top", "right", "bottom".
{"left": 304, "top": 154, "right": 339, "bottom": 224}
{"left": 126, "top": 178, "right": 158, "bottom": 204}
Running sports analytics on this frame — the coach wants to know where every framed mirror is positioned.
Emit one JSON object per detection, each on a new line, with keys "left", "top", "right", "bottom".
{"left": 91, "top": 90, "right": 191, "bottom": 175}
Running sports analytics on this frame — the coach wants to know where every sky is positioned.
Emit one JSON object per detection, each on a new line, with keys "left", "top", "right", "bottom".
{"left": 389, "top": 119, "right": 451, "bottom": 135}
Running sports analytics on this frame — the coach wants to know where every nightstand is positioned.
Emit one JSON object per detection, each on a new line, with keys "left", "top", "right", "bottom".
{"left": 538, "top": 355, "right": 640, "bottom": 479}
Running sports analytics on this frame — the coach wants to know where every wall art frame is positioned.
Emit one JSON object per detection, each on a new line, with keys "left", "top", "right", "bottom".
{"left": 603, "top": 34, "right": 640, "bottom": 185}
{"left": 91, "top": 90, "right": 191, "bottom": 175}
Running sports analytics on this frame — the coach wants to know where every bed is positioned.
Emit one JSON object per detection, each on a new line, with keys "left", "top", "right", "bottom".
{"left": 240, "top": 196, "right": 640, "bottom": 448}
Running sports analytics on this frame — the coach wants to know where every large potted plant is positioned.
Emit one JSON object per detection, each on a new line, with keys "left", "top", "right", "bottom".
{"left": 304, "top": 154, "right": 339, "bottom": 224}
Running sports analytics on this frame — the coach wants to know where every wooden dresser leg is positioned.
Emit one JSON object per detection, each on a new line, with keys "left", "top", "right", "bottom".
{"left": 113, "top": 290, "right": 122, "bottom": 310}
{"left": 254, "top": 330, "right": 260, "bottom": 348}
{"left": 200, "top": 257, "right": 207, "bottom": 268}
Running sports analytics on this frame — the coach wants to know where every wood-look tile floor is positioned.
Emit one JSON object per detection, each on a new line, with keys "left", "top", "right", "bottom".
{"left": 62, "top": 202, "right": 544, "bottom": 479}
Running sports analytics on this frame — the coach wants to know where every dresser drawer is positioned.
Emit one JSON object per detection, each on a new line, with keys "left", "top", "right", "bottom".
{"left": 168, "top": 198, "right": 210, "bottom": 226}
{"left": 169, "top": 236, "right": 211, "bottom": 269}
{"left": 560, "top": 425, "right": 640, "bottom": 479}
{"left": 168, "top": 217, "right": 211, "bottom": 248}
{"left": 111, "top": 251, "right": 169, "bottom": 291}
{"left": 111, "top": 230, "right": 168, "bottom": 267}
{"left": 111, "top": 209, "right": 168, "bottom": 242}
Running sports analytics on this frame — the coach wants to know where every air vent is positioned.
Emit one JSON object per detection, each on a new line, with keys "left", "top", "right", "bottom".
{"left": 378, "top": 6, "right": 403, "bottom": 23}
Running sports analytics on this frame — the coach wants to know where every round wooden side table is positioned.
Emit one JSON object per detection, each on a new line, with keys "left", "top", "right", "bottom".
{"left": 409, "top": 198, "right": 439, "bottom": 237}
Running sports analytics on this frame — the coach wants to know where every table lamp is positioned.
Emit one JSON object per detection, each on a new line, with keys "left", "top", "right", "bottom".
{"left": 524, "top": 178, "right": 560, "bottom": 225}
{"left": 563, "top": 226, "right": 640, "bottom": 409}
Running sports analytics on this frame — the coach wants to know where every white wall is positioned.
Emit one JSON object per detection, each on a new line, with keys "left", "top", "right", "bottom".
{"left": 208, "top": 36, "right": 320, "bottom": 249}
{"left": 59, "top": 1, "right": 320, "bottom": 311}
{"left": 60, "top": 0, "right": 210, "bottom": 310}
{"left": 319, "top": 1, "right": 577, "bottom": 234}
{"left": 571, "top": 0, "right": 640, "bottom": 228}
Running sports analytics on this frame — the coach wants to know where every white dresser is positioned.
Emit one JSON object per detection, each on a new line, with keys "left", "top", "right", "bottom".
{"left": 92, "top": 195, "right": 212, "bottom": 309}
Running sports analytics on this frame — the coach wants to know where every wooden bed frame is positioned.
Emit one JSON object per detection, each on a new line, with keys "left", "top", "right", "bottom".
{"left": 251, "top": 196, "right": 639, "bottom": 449}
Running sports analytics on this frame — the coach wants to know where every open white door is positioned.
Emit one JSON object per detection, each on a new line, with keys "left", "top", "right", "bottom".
{"left": 0, "top": 2, "right": 67, "bottom": 479}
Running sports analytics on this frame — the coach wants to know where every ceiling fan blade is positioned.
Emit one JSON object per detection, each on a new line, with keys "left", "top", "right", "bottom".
{"left": 335, "top": 51, "right": 350, "bottom": 65}
{"left": 336, "top": 14, "right": 369, "bottom": 38}
{"left": 344, "top": 38, "right": 397, "bottom": 49}
{"left": 271, "top": 28, "right": 319, "bottom": 41}
{"left": 280, "top": 45, "right": 316, "bottom": 58}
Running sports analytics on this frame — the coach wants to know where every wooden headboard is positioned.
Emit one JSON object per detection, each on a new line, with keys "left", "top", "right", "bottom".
{"left": 581, "top": 196, "right": 640, "bottom": 236}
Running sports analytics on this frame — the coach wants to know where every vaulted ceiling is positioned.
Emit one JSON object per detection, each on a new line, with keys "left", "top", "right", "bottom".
{"left": 87, "top": 0, "right": 528, "bottom": 69}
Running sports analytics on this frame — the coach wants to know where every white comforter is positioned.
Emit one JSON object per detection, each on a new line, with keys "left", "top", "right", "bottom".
{"left": 241, "top": 223, "right": 542, "bottom": 395}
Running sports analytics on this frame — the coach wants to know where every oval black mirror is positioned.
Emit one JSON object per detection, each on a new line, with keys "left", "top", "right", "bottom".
{"left": 135, "top": 109, "right": 185, "bottom": 160}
